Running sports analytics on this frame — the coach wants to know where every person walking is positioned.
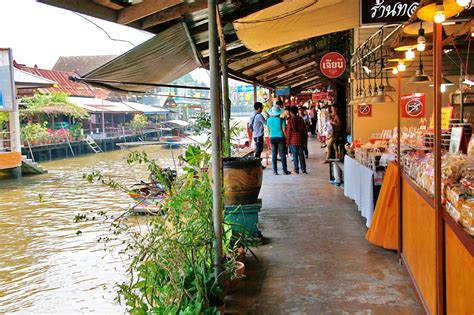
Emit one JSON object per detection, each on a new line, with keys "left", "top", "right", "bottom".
{"left": 286, "top": 106, "right": 308, "bottom": 174}
{"left": 248, "top": 102, "right": 266, "bottom": 165}
{"left": 309, "top": 103, "right": 317, "bottom": 135}
{"left": 267, "top": 103, "right": 290, "bottom": 175}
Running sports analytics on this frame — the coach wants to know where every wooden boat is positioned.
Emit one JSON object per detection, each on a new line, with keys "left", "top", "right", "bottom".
{"left": 129, "top": 192, "right": 165, "bottom": 214}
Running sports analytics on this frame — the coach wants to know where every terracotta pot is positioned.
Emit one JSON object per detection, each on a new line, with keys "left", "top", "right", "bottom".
{"left": 229, "top": 261, "right": 245, "bottom": 290}
{"left": 222, "top": 157, "right": 262, "bottom": 205}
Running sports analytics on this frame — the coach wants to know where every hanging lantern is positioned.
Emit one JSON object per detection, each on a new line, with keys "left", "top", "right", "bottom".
{"left": 417, "top": 0, "right": 464, "bottom": 23}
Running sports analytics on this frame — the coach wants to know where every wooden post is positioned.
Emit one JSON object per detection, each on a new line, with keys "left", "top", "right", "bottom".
{"left": 433, "top": 21, "right": 445, "bottom": 315}
{"left": 253, "top": 83, "right": 258, "bottom": 103}
{"left": 208, "top": 0, "right": 223, "bottom": 286}
{"left": 397, "top": 70, "right": 402, "bottom": 258}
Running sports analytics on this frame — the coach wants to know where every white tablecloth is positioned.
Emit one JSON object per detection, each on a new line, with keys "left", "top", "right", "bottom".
{"left": 344, "top": 155, "right": 374, "bottom": 227}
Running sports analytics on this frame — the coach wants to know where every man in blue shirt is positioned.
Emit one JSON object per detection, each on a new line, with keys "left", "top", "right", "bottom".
{"left": 249, "top": 102, "right": 266, "bottom": 161}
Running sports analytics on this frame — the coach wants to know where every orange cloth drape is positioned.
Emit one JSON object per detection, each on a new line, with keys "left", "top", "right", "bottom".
{"left": 366, "top": 162, "right": 399, "bottom": 250}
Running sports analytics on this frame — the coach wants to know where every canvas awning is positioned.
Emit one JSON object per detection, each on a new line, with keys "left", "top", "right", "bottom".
{"left": 80, "top": 22, "right": 200, "bottom": 93}
{"left": 233, "top": 0, "right": 359, "bottom": 52}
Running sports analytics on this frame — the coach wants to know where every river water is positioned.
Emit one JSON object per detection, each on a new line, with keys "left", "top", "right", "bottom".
{"left": 0, "top": 145, "right": 178, "bottom": 313}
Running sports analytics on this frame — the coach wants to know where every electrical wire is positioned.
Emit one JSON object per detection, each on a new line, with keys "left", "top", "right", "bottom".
{"left": 233, "top": 1, "right": 318, "bottom": 24}
{"left": 74, "top": 13, "right": 135, "bottom": 47}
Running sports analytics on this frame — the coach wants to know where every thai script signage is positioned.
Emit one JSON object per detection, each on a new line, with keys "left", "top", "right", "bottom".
{"left": 0, "top": 48, "right": 15, "bottom": 112}
{"left": 320, "top": 52, "right": 346, "bottom": 79}
{"left": 362, "top": 0, "right": 474, "bottom": 24}
{"left": 275, "top": 85, "right": 290, "bottom": 96}
{"left": 401, "top": 93, "right": 425, "bottom": 118}
{"left": 361, "top": 0, "right": 419, "bottom": 24}
{"left": 429, "top": 107, "right": 454, "bottom": 131}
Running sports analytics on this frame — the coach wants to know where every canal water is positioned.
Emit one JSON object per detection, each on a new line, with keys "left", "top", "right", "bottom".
{"left": 0, "top": 146, "right": 178, "bottom": 313}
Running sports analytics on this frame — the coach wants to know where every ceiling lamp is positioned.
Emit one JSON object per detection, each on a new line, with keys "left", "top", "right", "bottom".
{"left": 397, "top": 61, "right": 406, "bottom": 72}
{"left": 456, "top": 0, "right": 471, "bottom": 7}
{"left": 409, "top": 52, "right": 431, "bottom": 83}
{"left": 405, "top": 48, "right": 416, "bottom": 60}
{"left": 403, "top": 21, "right": 434, "bottom": 35}
{"left": 417, "top": 0, "right": 464, "bottom": 23}
{"left": 392, "top": 67, "right": 399, "bottom": 75}
{"left": 417, "top": 24, "right": 427, "bottom": 51}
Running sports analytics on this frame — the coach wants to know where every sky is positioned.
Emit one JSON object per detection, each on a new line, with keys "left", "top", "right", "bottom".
{"left": 0, "top": 0, "right": 211, "bottom": 84}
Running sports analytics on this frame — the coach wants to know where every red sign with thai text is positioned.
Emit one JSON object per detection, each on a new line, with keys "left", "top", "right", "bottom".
{"left": 320, "top": 52, "right": 346, "bottom": 79}
{"left": 401, "top": 93, "right": 425, "bottom": 118}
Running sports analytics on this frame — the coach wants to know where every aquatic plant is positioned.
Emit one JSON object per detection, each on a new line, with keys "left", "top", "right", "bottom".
{"left": 82, "top": 146, "right": 245, "bottom": 313}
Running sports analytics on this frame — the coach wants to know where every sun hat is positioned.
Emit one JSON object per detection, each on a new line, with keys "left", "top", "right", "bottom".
{"left": 268, "top": 105, "right": 284, "bottom": 117}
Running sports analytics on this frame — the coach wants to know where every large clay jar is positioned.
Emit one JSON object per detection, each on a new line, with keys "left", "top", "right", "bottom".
{"left": 222, "top": 157, "right": 262, "bottom": 205}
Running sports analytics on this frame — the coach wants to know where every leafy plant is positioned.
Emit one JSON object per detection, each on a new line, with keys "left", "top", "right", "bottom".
{"left": 82, "top": 146, "right": 240, "bottom": 313}
{"left": 21, "top": 92, "right": 89, "bottom": 119}
{"left": 130, "top": 114, "right": 147, "bottom": 134}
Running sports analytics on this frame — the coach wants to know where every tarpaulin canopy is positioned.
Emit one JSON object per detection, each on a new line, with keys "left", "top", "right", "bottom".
{"left": 81, "top": 22, "right": 200, "bottom": 93}
{"left": 233, "top": 0, "right": 359, "bottom": 52}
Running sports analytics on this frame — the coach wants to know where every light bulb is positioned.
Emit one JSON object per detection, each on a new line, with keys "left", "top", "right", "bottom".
{"left": 405, "top": 49, "right": 415, "bottom": 60}
{"left": 417, "top": 42, "right": 426, "bottom": 51}
{"left": 392, "top": 68, "right": 399, "bottom": 75}
{"left": 397, "top": 62, "right": 406, "bottom": 72}
{"left": 434, "top": 4, "right": 445, "bottom": 24}
{"left": 441, "top": 84, "right": 447, "bottom": 93}
{"left": 456, "top": 0, "right": 470, "bottom": 7}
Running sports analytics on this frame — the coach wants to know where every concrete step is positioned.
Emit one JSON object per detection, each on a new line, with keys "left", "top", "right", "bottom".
{"left": 21, "top": 157, "right": 48, "bottom": 174}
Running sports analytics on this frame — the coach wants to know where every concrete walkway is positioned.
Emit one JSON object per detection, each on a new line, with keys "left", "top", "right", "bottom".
{"left": 226, "top": 137, "right": 421, "bottom": 314}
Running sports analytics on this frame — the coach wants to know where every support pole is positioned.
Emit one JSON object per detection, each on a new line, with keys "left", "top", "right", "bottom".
{"left": 397, "top": 71, "right": 402, "bottom": 258}
{"left": 216, "top": 9, "right": 231, "bottom": 157}
{"left": 433, "top": 22, "right": 445, "bottom": 315}
{"left": 208, "top": 0, "right": 223, "bottom": 285}
{"left": 253, "top": 83, "right": 258, "bottom": 103}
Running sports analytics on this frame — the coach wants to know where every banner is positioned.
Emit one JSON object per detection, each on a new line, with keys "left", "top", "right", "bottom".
{"left": 401, "top": 93, "right": 425, "bottom": 118}
{"left": 428, "top": 107, "right": 454, "bottom": 131}
{"left": 361, "top": 1, "right": 474, "bottom": 25}
{"left": 275, "top": 86, "right": 290, "bottom": 96}
{"left": 0, "top": 48, "right": 15, "bottom": 112}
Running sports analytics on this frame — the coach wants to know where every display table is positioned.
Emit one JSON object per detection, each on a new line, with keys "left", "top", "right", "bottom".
{"left": 344, "top": 155, "right": 375, "bottom": 227}
{"left": 401, "top": 174, "right": 474, "bottom": 314}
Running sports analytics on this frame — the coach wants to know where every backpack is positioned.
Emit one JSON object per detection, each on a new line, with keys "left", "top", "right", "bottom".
{"left": 249, "top": 113, "right": 262, "bottom": 133}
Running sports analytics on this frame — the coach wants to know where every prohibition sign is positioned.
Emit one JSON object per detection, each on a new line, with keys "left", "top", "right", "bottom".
{"left": 357, "top": 104, "right": 372, "bottom": 117}
{"left": 405, "top": 99, "right": 423, "bottom": 117}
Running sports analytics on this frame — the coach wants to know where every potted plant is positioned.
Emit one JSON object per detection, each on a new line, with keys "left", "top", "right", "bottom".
{"left": 222, "top": 156, "right": 263, "bottom": 205}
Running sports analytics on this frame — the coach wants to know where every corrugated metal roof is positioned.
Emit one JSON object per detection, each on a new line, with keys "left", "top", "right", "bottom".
{"left": 14, "top": 68, "right": 57, "bottom": 89}
{"left": 16, "top": 65, "right": 109, "bottom": 98}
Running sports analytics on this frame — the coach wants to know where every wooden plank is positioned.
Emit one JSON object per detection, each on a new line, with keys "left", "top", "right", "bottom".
{"left": 117, "top": 0, "right": 183, "bottom": 25}
{"left": 38, "top": 0, "right": 117, "bottom": 22}
{"left": 238, "top": 57, "right": 278, "bottom": 73}
{"left": 0, "top": 152, "right": 22, "bottom": 170}
{"left": 442, "top": 208, "right": 474, "bottom": 257}
{"left": 445, "top": 223, "right": 474, "bottom": 314}
{"left": 142, "top": 0, "right": 209, "bottom": 29}
{"left": 402, "top": 178, "right": 437, "bottom": 314}
{"left": 401, "top": 173, "right": 435, "bottom": 208}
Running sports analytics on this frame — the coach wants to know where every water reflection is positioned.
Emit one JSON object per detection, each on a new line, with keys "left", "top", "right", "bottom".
{"left": 0, "top": 146, "right": 177, "bottom": 313}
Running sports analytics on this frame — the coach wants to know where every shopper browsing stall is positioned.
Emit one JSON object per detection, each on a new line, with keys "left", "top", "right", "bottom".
{"left": 286, "top": 106, "right": 308, "bottom": 174}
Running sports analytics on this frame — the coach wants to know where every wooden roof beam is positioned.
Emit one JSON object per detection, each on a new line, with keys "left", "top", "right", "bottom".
{"left": 222, "top": 0, "right": 283, "bottom": 23}
{"left": 277, "top": 70, "right": 320, "bottom": 87}
{"left": 268, "top": 65, "right": 319, "bottom": 85}
{"left": 117, "top": 0, "right": 183, "bottom": 25}
{"left": 142, "top": 0, "right": 223, "bottom": 29}
{"left": 238, "top": 57, "right": 278, "bottom": 73}
{"left": 227, "top": 68, "right": 272, "bottom": 89}
{"left": 261, "top": 58, "right": 317, "bottom": 81}
{"left": 38, "top": 0, "right": 118, "bottom": 22}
